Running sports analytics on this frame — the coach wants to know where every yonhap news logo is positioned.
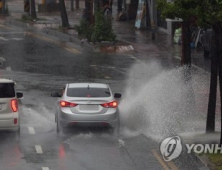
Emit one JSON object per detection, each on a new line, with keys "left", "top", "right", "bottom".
{"left": 160, "top": 136, "right": 182, "bottom": 161}
{"left": 160, "top": 136, "right": 222, "bottom": 161}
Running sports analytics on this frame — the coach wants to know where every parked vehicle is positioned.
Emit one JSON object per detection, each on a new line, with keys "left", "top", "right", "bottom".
{"left": 0, "top": 78, "right": 23, "bottom": 140}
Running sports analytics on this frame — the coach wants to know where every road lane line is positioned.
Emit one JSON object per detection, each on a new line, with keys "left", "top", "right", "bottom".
{"left": 42, "top": 167, "right": 49, "bottom": 170}
{"left": 28, "top": 127, "right": 36, "bottom": 134}
{"left": 167, "top": 161, "right": 179, "bottom": 170}
{"left": 6, "top": 67, "right": 11, "bottom": 71}
{"left": 27, "top": 32, "right": 80, "bottom": 54}
{"left": 151, "top": 149, "right": 170, "bottom": 170}
{"left": 0, "top": 57, "right": 6, "bottom": 61}
{"left": 0, "top": 37, "right": 8, "bottom": 41}
{"left": 12, "top": 38, "right": 24, "bottom": 41}
{"left": 35, "top": 145, "right": 43, "bottom": 154}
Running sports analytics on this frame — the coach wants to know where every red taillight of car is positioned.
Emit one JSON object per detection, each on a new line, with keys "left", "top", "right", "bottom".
{"left": 60, "top": 101, "right": 78, "bottom": 107}
{"left": 101, "top": 101, "right": 118, "bottom": 108}
{"left": 14, "top": 118, "right": 18, "bottom": 125}
{"left": 11, "top": 99, "right": 18, "bottom": 112}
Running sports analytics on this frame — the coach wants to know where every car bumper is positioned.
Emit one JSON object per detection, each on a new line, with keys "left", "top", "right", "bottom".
{"left": 0, "top": 113, "right": 20, "bottom": 131}
{"left": 58, "top": 109, "right": 119, "bottom": 128}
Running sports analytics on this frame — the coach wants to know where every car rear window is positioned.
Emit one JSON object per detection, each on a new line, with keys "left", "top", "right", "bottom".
{"left": 0, "top": 83, "right": 15, "bottom": 98}
{"left": 67, "top": 88, "right": 111, "bottom": 97}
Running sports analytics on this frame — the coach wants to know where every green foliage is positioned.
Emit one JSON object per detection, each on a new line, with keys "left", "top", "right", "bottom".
{"left": 74, "top": 19, "right": 93, "bottom": 41}
{"left": 91, "top": 10, "right": 116, "bottom": 42}
{"left": 157, "top": 0, "right": 222, "bottom": 26}
{"left": 75, "top": 10, "right": 116, "bottom": 42}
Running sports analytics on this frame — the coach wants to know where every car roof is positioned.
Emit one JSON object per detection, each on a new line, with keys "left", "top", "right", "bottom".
{"left": 68, "top": 83, "right": 109, "bottom": 88}
{"left": 0, "top": 78, "right": 14, "bottom": 83}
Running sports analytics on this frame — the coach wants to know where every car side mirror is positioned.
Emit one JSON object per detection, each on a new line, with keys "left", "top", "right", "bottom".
{"left": 114, "top": 93, "right": 121, "bottom": 98}
{"left": 51, "top": 92, "right": 62, "bottom": 98}
{"left": 16, "top": 92, "right": 23, "bottom": 99}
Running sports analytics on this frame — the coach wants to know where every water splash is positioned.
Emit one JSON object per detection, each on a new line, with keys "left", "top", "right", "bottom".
{"left": 119, "top": 61, "right": 210, "bottom": 141}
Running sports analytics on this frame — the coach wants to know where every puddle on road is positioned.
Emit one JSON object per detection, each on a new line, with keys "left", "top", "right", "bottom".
{"left": 119, "top": 61, "right": 220, "bottom": 141}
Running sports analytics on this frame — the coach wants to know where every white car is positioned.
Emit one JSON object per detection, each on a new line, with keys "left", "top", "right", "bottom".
{"left": 51, "top": 83, "right": 121, "bottom": 133}
{"left": 0, "top": 78, "right": 23, "bottom": 138}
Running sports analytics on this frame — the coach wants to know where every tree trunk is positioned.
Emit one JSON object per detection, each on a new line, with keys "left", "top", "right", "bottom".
{"left": 206, "top": 28, "right": 219, "bottom": 133}
{"left": 71, "top": 0, "right": 74, "bottom": 11}
{"left": 84, "top": 0, "right": 90, "bottom": 22}
{"left": 76, "top": 0, "right": 79, "bottom": 9}
{"left": 30, "top": 0, "right": 37, "bottom": 19}
{"left": 117, "top": 0, "right": 123, "bottom": 12}
{"left": 59, "top": 0, "right": 69, "bottom": 28}
{"left": 181, "top": 21, "right": 191, "bottom": 67}
{"left": 216, "top": 25, "right": 222, "bottom": 144}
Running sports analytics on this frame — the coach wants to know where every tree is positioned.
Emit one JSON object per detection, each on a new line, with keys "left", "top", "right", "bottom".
{"left": 157, "top": 0, "right": 198, "bottom": 67}
{"left": 30, "top": 0, "right": 37, "bottom": 19}
{"left": 196, "top": 0, "right": 222, "bottom": 145}
{"left": 59, "top": 0, "right": 69, "bottom": 28}
{"left": 158, "top": 0, "right": 222, "bottom": 145}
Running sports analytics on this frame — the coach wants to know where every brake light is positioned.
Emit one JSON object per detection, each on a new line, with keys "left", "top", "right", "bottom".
{"left": 60, "top": 101, "right": 77, "bottom": 107}
{"left": 11, "top": 99, "right": 18, "bottom": 112}
{"left": 101, "top": 101, "right": 118, "bottom": 108}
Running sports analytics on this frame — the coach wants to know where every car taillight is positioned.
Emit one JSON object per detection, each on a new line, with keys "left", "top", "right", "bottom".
{"left": 101, "top": 101, "right": 118, "bottom": 108}
{"left": 60, "top": 101, "right": 77, "bottom": 107}
{"left": 11, "top": 99, "right": 18, "bottom": 112}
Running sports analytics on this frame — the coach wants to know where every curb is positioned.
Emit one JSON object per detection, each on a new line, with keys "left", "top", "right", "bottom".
{"left": 195, "top": 154, "right": 210, "bottom": 170}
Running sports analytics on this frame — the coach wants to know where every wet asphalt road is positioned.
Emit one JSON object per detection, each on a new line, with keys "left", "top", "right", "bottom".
{"left": 0, "top": 24, "right": 207, "bottom": 170}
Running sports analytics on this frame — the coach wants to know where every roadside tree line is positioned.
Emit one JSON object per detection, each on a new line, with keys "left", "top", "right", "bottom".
{"left": 157, "top": 0, "right": 222, "bottom": 144}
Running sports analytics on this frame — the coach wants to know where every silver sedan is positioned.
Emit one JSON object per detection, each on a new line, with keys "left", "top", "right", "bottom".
{"left": 51, "top": 83, "right": 121, "bottom": 133}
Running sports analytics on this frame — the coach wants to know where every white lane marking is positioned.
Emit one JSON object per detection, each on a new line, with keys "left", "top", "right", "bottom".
{"left": 128, "top": 54, "right": 140, "bottom": 62}
{"left": 42, "top": 167, "right": 49, "bottom": 170}
{"left": 6, "top": 67, "right": 11, "bottom": 71}
{"left": 0, "top": 37, "right": 8, "bottom": 41}
{"left": 27, "top": 23, "right": 30, "bottom": 28}
{"left": 105, "top": 76, "right": 110, "bottom": 79}
{"left": 35, "top": 145, "right": 43, "bottom": 154}
{"left": 28, "top": 127, "right": 36, "bottom": 134}
{"left": 0, "top": 57, "right": 6, "bottom": 61}
{"left": 12, "top": 38, "right": 24, "bottom": 41}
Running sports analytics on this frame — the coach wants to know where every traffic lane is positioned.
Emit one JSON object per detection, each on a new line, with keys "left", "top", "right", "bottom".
{"left": 0, "top": 69, "right": 169, "bottom": 170}
{"left": 17, "top": 131, "right": 138, "bottom": 170}
{"left": 0, "top": 32, "right": 134, "bottom": 80}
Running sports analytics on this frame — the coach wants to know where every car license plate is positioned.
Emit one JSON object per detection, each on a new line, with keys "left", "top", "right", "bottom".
{"left": 79, "top": 105, "right": 99, "bottom": 111}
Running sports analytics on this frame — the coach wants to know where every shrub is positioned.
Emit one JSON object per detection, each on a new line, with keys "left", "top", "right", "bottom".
{"left": 75, "top": 10, "right": 116, "bottom": 42}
